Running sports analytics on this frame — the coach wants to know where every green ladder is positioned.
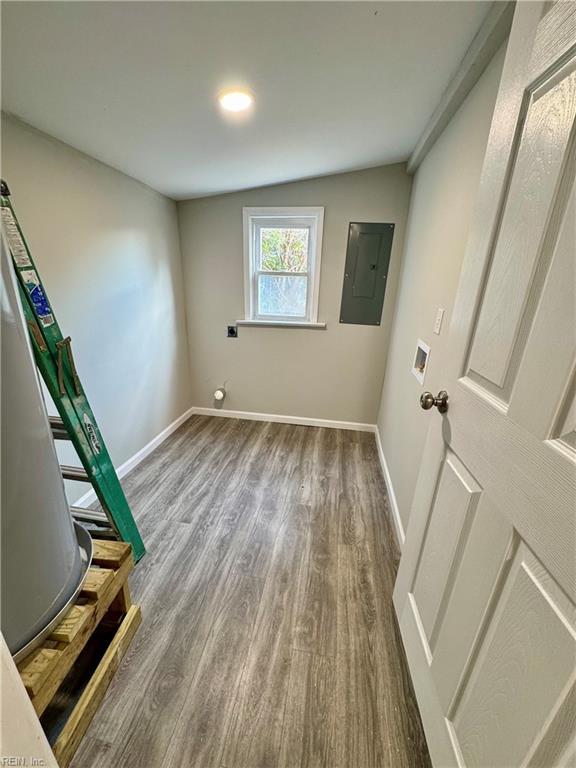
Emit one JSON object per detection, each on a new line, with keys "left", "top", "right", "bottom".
{"left": 1, "top": 180, "right": 145, "bottom": 561}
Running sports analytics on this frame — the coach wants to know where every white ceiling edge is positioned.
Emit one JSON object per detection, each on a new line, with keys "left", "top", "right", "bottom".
{"left": 407, "top": 0, "right": 513, "bottom": 173}
{"left": 171, "top": 157, "right": 411, "bottom": 201}
{"left": 1, "top": 111, "right": 173, "bottom": 201}
{"left": 2, "top": 109, "right": 412, "bottom": 204}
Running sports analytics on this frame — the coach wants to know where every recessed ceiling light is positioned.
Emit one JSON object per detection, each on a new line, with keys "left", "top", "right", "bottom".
{"left": 218, "top": 89, "right": 253, "bottom": 112}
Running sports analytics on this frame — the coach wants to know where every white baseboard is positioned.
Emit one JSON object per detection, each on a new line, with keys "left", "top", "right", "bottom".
{"left": 73, "top": 406, "right": 195, "bottom": 508}
{"left": 374, "top": 425, "right": 406, "bottom": 548}
{"left": 72, "top": 487, "right": 96, "bottom": 510}
{"left": 190, "top": 406, "right": 376, "bottom": 432}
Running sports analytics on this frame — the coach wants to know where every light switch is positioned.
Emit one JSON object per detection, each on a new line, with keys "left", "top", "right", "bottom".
{"left": 433, "top": 308, "right": 445, "bottom": 335}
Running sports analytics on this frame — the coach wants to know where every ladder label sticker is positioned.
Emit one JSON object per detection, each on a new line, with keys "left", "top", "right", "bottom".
{"left": 1, "top": 207, "right": 32, "bottom": 267}
{"left": 83, "top": 413, "right": 102, "bottom": 455}
{"left": 20, "top": 269, "right": 55, "bottom": 327}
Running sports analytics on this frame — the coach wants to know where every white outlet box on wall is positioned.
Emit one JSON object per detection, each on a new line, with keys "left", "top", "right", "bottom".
{"left": 412, "top": 339, "right": 430, "bottom": 385}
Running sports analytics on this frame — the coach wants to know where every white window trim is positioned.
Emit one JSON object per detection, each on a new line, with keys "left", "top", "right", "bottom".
{"left": 242, "top": 206, "right": 325, "bottom": 324}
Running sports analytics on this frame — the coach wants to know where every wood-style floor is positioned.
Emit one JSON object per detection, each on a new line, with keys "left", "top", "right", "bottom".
{"left": 71, "top": 415, "right": 431, "bottom": 768}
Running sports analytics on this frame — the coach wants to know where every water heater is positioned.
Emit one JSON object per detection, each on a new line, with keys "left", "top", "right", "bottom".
{"left": 1, "top": 237, "right": 91, "bottom": 660}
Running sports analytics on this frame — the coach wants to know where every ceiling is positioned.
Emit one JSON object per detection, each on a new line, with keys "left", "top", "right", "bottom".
{"left": 2, "top": 2, "right": 491, "bottom": 200}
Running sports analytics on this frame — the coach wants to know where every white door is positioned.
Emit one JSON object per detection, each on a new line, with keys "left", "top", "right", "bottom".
{"left": 393, "top": 3, "right": 576, "bottom": 766}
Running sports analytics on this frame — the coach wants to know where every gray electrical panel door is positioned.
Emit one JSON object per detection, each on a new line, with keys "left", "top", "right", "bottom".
{"left": 339, "top": 222, "right": 394, "bottom": 325}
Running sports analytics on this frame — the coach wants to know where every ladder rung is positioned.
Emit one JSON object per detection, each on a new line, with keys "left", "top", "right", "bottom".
{"left": 49, "top": 415, "right": 69, "bottom": 440}
{"left": 60, "top": 465, "right": 90, "bottom": 482}
{"left": 70, "top": 506, "right": 110, "bottom": 525}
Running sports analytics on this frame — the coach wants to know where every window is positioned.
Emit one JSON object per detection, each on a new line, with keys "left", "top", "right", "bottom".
{"left": 243, "top": 207, "right": 324, "bottom": 324}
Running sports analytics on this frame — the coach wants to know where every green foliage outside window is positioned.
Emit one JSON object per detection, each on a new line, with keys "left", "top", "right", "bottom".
{"left": 259, "top": 228, "right": 309, "bottom": 272}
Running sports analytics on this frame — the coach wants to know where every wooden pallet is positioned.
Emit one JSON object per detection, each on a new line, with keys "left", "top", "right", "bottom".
{"left": 17, "top": 539, "right": 142, "bottom": 767}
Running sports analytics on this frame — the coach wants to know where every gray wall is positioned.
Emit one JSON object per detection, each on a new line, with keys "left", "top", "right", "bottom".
{"left": 376, "top": 48, "right": 505, "bottom": 538}
{"left": 1, "top": 115, "right": 192, "bottom": 500}
{"left": 178, "top": 165, "right": 412, "bottom": 424}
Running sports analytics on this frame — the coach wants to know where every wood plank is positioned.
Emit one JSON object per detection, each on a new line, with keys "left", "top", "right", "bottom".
{"left": 50, "top": 605, "right": 93, "bottom": 644}
{"left": 80, "top": 569, "right": 115, "bottom": 600}
{"left": 335, "top": 543, "right": 388, "bottom": 768}
{"left": 220, "top": 505, "right": 310, "bottom": 768}
{"left": 91, "top": 540, "right": 131, "bottom": 568}
{"left": 338, "top": 440, "right": 370, "bottom": 547}
{"left": 19, "top": 648, "right": 61, "bottom": 697}
{"left": 52, "top": 605, "right": 142, "bottom": 768}
{"left": 293, "top": 429, "right": 339, "bottom": 659}
{"left": 336, "top": 537, "right": 430, "bottom": 768}
{"left": 278, "top": 650, "right": 336, "bottom": 768}
{"left": 233, "top": 504, "right": 282, "bottom": 579}
{"left": 163, "top": 572, "right": 265, "bottom": 768}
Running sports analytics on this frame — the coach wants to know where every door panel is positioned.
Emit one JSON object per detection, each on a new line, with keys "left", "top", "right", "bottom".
{"left": 468, "top": 59, "right": 576, "bottom": 398}
{"left": 394, "top": 4, "right": 576, "bottom": 765}
{"left": 412, "top": 453, "right": 480, "bottom": 649}
{"left": 452, "top": 546, "right": 576, "bottom": 768}
{"left": 508, "top": 184, "right": 575, "bottom": 440}
{"left": 431, "top": 497, "right": 513, "bottom": 714}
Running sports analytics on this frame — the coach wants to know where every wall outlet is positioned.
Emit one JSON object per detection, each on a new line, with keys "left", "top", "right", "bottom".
{"left": 433, "top": 308, "right": 445, "bottom": 335}
{"left": 227, "top": 325, "right": 238, "bottom": 338}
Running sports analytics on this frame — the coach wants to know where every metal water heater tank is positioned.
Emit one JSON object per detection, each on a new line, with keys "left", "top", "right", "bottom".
{"left": 1, "top": 236, "right": 91, "bottom": 660}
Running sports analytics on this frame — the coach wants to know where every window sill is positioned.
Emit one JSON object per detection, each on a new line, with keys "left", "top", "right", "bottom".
{"left": 237, "top": 320, "right": 327, "bottom": 330}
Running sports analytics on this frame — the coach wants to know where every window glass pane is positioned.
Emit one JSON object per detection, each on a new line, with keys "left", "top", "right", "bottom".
{"left": 258, "top": 274, "right": 307, "bottom": 317}
{"left": 259, "top": 227, "right": 309, "bottom": 272}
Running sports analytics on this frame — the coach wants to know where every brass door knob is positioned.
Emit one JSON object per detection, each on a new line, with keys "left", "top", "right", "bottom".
{"left": 420, "top": 390, "right": 449, "bottom": 413}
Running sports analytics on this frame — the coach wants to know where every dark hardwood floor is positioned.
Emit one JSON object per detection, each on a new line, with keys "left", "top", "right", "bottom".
{"left": 71, "top": 415, "right": 431, "bottom": 768}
